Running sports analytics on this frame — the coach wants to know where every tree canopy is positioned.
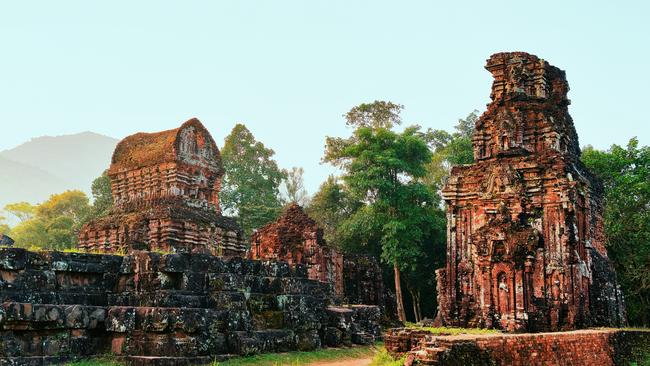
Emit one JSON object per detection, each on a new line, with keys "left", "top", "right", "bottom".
{"left": 582, "top": 138, "right": 650, "bottom": 326}
{"left": 10, "top": 190, "right": 91, "bottom": 250}
{"left": 220, "top": 123, "right": 287, "bottom": 236}
{"left": 324, "top": 100, "right": 438, "bottom": 321}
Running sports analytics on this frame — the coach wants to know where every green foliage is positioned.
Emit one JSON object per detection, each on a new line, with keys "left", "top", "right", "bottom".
{"left": 369, "top": 348, "right": 406, "bottom": 366}
{"left": 283, "top": 166, "right": 309, "bottom": 206}
{"left": 582, "top": 138, "right": 650, "bottom": 326}
{"left": 65, "top": 356, "right": 122, "bottom": 366}
{"left": 345, "top": 100, "right": 404, "bottom": 129}
{"left": 324, "top": 121, "right": 435, "bottom": 271}
{"left": 324, "top": 101, "right": 441, "bottom": 321}
{"left": 405, "top": 323, "right": 500, "bottom": 335}
{"left": 88, "top": 170, "right": 113, "bottom": 219}
{"left": 220, "top": 123, "right": 287, "bottom": 236}
{"left": 4, "top": 201, "right": 36, "bottom": 222}
{"left": 10, "top": 190, "right": 91, "bottom": 250}
{"left": 306, "top": 176, "right": 361, "bottom": 246}
{"left": 422, "top": 110, "right": 478, "bottom": 193}
{"left": 0, "top": 214, "right": 10, "bottom": 236}
{"left": 210, "top": 343, "right": 379, "bottom": 365}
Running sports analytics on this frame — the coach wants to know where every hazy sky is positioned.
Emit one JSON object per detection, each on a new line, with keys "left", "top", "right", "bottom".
{"left": 1, "top": 1, "right": 648, "bottom": 194}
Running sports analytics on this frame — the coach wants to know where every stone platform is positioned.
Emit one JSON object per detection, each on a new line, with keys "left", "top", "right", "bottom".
{"left": 0, "top": 248, "right": 381, "bottom": 365}
{"left": 385, "top": 327, "right": 650, "bottom": 365}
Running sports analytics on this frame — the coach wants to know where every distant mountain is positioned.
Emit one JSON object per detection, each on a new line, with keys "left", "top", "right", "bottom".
{"left": 0, "top": 132, "right": 118, "bottom": 216}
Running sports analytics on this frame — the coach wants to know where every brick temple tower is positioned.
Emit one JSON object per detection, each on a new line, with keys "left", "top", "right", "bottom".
{"left": 435, "top": 52, "right": 625, "bottom": 331}
{"left": 78, "top": 118, "right": 246, "bottom": 255}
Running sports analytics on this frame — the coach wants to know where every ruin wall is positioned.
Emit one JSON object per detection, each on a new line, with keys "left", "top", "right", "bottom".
{"left": 0, "top": 248, "right": 380, "bottom": 365}
{"left": 385, "top": 328, "right": 650, "bottom": 366}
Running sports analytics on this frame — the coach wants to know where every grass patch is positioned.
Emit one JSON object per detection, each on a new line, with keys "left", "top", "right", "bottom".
{"left": 630, "top": 352, "right": 650, "bottom": 366}
{"left": 368, "top": 348, "right": 405, "bottom": 366}
{"left": 65, "top": 356, "right": 122, "bottom": 366}
{"left": 212, "top": 344, "right": 380, "bottom": 365}
{"left": 404, "top": 323, "right": 499, "bottom": 336}
{"left": 64, "top": 345, "right": 380, "bottom": 366}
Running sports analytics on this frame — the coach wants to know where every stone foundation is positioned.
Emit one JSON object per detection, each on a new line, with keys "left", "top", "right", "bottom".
{"left": 0, "top": 248, "right": 381, "bottom": 365}
{"left": 385, "top": 328, "right": 650, "bottom": 365}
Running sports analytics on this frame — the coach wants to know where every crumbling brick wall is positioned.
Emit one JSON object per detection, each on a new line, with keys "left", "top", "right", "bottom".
{"left": 0, "top": 248, "right": 380, "bottom": 365}
{"left": 250, "top": 204, "right": 343, "bottom": 293}
{"left": 384, "top": 328, "right": 650, "bottom": 366}
{"left": 436, "top": 52, "right": 626, "bottom": 332}
{"left": 250, "top": 204, "right": 389, "bottom": 312}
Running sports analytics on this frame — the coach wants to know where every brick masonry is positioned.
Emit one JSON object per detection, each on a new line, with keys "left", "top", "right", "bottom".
{"left": 384, "top": 328, "right": 650, "bottom": 366}
{"left": 78, "top": 118, "right": 246, "bottom": 256}
{"left": 0, "top": 248, "right": 381, "bottom": 365}
{"left": 436, "top": 52, "right": 625, "bottom": 332}
{"left": 250, "top": 204, "right": 390, "bottom": 314}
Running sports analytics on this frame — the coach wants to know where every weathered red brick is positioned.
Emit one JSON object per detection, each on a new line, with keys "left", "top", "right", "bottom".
{"left": 435, "top": 52, "right": 625, "bottom": 331}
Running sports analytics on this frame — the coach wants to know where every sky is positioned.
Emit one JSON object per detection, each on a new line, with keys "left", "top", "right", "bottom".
{"left": 1, "top": 1, "right": 648, "bottom": 194}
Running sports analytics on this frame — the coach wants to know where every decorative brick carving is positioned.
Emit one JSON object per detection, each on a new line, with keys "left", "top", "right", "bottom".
{"left": 250, "top": 204, "right": 389, "bottom": 311}
{"left": 250, "top": 204, "right": 344, "bottom": 294}
{"left": 78, "top": 118, "right": 246, "bottom": 256}
{"left": 436, "top": 52, "right": 626, "bottom": 331}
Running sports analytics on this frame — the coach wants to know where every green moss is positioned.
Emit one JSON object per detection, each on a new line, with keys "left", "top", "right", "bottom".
{"left": 260, "top": 310, "right": 284, "bottom": 329}
{"left": 404, "top": 323, "right": 500, "bottom": 335}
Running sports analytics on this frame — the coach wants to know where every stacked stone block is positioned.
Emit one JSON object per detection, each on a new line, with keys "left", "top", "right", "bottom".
{"left": 0, "top": 248, "right": 381, "bottom": 365}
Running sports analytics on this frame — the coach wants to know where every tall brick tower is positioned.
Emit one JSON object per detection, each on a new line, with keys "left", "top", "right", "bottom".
{"left": 435, "top": 52, "right": 625, "bottom": 331}
{"left": 78, "top": 118, "right": 246, "bottom": 255}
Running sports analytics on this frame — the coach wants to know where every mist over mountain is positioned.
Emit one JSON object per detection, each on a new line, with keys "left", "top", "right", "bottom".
{"left": 0, "top": 132, "right": 118, "bottom": 220}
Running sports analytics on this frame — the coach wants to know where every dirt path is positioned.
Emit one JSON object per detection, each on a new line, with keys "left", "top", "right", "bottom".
{"left": 308, "top": 357, "right": 373, "bottom": 366}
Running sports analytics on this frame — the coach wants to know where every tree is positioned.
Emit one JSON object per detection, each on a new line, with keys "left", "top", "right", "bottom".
{"left": 4, "top": 202, "right": 36, "bottom": 222}
{"left": 344, "top": 101, "right": 404, "bottom": 129}
{"left": 220, "top": 124, "right": 287, "bottom": 236}
{"left": 0, "top": 214, "right": 10, "bottom": 237}
{"left": 88, "top": 171, "right": 113, "bottom": 219}
{"left": 324, "top": 101, "right": 436, "bottom": 322}
{"left": 306, "top": 176, "right": 361, "bottom": 246}
{"left": 10, "top": 190, "right": 91, "bottom": 250}
{"left": 582, "top": 138, "right": 650, "bottom": 326}
{"left": 422, "top": 110, "right": 478, "bottom": 193}
{"left": 283, "top": 167, "right": 309, "bottom": 206}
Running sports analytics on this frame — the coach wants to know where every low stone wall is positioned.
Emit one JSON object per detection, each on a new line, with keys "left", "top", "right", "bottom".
{"left": 385, "top": 328, "right": 650, "bottom": 365}
{"left": 0, "top": 248, "right": 381, "bottom": 365}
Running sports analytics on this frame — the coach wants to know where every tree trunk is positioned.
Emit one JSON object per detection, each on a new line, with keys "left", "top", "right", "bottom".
{"left": 415, "top": 290, "right": 423, "bottom": 323}
{"left": 394, "top": 260, "right": 407, "bottom": 323}
{"left": 408, "top": 286, "right": 419, "bottom": 323}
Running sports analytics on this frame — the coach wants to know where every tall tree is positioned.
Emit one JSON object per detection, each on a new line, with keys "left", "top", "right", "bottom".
{"left": 582, "top": 138, "right": 650, "bottom": 326}
{"left": 220, "top": 124, "right": 287, "bottom": 236}
{"left": 283, "top": 167, "right": 309, "bottom": 206}
{"left": 325, "top": 101, "right": 435, "bottom": 322}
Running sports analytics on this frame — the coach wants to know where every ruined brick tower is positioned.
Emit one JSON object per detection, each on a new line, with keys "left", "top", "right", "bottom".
{"left": 78, "top": 118, "right": 246, "bottom": 255}
{"left": 435, "top": 52, "right": 625, "bottom": 331}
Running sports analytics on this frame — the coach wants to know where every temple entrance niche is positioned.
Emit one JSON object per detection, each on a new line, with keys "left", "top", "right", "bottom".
{"left": 496, "top": 271, "right": 510, "bottom": 319}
